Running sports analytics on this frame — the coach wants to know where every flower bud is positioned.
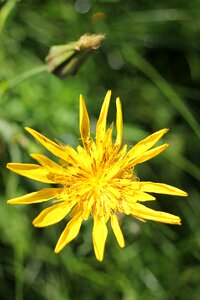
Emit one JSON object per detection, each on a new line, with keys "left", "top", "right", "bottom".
{"left": 45, "top": 33, "right": 105, "bottom": 78}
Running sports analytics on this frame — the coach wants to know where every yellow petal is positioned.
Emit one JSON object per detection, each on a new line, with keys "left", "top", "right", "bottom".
{"left": 7, "top": 188, "right": 63, "bottom": 204}
{"left": 131, "top": 203, "right": 181, "bottom": 224}
{"left": 126, "top": 128, "right": 168, "bottom": 160}
{"left": 110, "top": 215, "right": 125, "bottom": 248}
{"left": 92, "top": 218, "right": 108, "bottom": 261}
{"left": 33, "top": 202, "right": 74, "bottom": 227}
{"left": 54, "top": 213, "right": 83, "bottom": 253}
{"left": 96, "top": 125, "right": 114, "bottom": 164}
{"left": 96, "top": 90, "right": 111, "bottom": 145}
{"left": 115, "top": 97, "right": 123, "bottom": 147}
{"left": 6, "top": 163, "right": 55, "bottom": 183}
{"left": 133, "top": 191, "right": 156, "bottom": 202}
{"left": 140, "top": 182, "right": 188, "bottom": 196}
{"left": 25, "top": 127, "right": 77, "bottom": 162}
{"left": 118, "top": 144, "right": 127, "bottom": 158}
{"left": 131, "top": 144, "right": 169, "bottom": 165}
{"left": 79, "top": 94, "right": 90, "bottom": 142}
{"left": 30, "top": 154, "right": 69, "bottom": 175}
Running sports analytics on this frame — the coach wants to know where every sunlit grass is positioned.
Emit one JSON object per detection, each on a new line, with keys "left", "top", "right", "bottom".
{"left": 0, "top": 1, "right": 200, "bottom": 299}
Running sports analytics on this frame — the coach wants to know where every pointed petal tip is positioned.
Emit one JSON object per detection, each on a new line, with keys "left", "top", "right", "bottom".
{"left": 7, "top": 199, "right": 15, "bottom": 204}
{"left": 25, "top": 127, "right": 37, "bottom": 136}
{"left": 96, "top": 256, "right": 103, "bottom": 262}
{"left": 32, "top": 220, "right": 37, "bottom": 227}
{"left": 141, "top": 182, "right": 188, "bottom": 197}
{"left": 32, "top": 220, "right": 46, "bottom": 228}
{"left": 94, "top": 248, "right": 105, "bottom": 262}
{"left": 161, "top": 128, "right": 169, "bottom": 133}
{"left": 170, "top": 187, "right": 188, "bottom": 197}
{"left": 32, "top": 219, "right": 40, "bottom": 227}
{"left": 6, "top": 163, "right": 11, "bottom": 169}
{"left": 119, "top": 241, "right": 125, "bottom": 248}
{"left": 54, "top": 245, "right": 61, "bottom": 254}
{"left": 172, "top": 217, "right": 181, "bottom": 225}
{"left": 25, "top": 126, "right": 32, "bottom": 132}
{"left": 161, "top": 143, "right": 169, "bottom": 149}
{"left": 93, "top": 219, "right": 107, "bottom": 262}
{"left": 111, "top": 214, "right": 125, "bottom": 248}
{"left": 79, "top": 94, "right": 84, "bottom": 101}
{"left": 6, "top": 162, "right": 22, "bottom": 170}
{"left": 180, "top": 191, "right": 188, "bottom": 197}
{"left": 25, "top": 127, "right": 40, "bottom": 136}
{"left": 7, "top": 162, "right": 17, "bottom": 169}
{"left": 79, "top": 94, "right": 86, "bottom": 111}
{"left": 116, "top": 97, "right": 122, "bottom": 108}
{"left": 95, "top": 250, "right": 104, "bottom": 261}
{"left": 6, "top": 163, "right": 22, "bottom": 171}
{"left": 105, "top": 90, "right": 112, "bottom": 100}
{"left": 154, "top": 217, "right": 181, "bottom": 225}
{"left": 104, "top": 90, "right": 112, "bottom": 101}
{"left": 54, "top": 243, "right": 64, "bottom": 254}
{"left": 156, "top": 128, "right": 169, "bottom": 136}
{"left": 163, "top": 143, "right": 169, "bottom": 150}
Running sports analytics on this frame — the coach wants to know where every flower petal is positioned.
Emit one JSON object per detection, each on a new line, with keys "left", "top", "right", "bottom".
{"left": 96, "top": 90, "right": 111, "bottom": 145}
{"left": 131, "top": 144, "right": 169, "bottom": 165}
{"left": 30, "top": 154, "right": 69, "bottom": 176}
{"left": 126, "top": 128, "right": 168, "bottom": 160}
{"left": 6, "top": 163, "right": 55, "bottom": 183}
{"left": 25, "top": 127, "right": 77, "bottom": 162}
{"left": 79, "top": 94, "right": 90, "bottom": 142}
{"left": 7, "top": 188, "right": 63, "bottom": 204}
{"left": 133, "top": 191, "right": 156, "bottom": 202}
{"left": 54, "top": 213, "right": 83, "bottom": 253}
{"left": 115, "top": 97, "right": 123, "bottom": 148}
{"left": 110, "top": 215, "right": 125, "bottom": 248}
{"left": 92, "top": 218, "right": 108, "bottom": 261}
{"left": 33, "top": 202, "right": 74, "bottom": 227}
{"left": 140, "top": 182, "right": 188, "bottom": 196}
{"left": 131, "top": 203, "right": 181, "bottom": 224}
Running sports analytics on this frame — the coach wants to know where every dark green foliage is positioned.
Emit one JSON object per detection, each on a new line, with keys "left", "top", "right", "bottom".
{"left": 0, "top": 0, "right": 200, "bottom": 299}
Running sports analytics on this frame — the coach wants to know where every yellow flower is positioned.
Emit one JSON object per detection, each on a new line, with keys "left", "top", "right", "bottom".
{"left": 7, "top": 91, "right": 187, "bottom": 261}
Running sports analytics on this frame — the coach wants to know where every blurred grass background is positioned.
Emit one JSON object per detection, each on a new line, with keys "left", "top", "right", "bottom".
{"left": 0, "top": 0, "right": 200, "bottom": 299}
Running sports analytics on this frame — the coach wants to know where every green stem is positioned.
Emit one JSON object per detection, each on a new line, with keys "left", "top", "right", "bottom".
{"left": 122, "top": 46, "right": 200, "bottom": 140}
{"left": 0, "top": 65, "right": 48, "bottom": 95}
{"left": 9, "top": 65, "right": 48, "bottom": 88}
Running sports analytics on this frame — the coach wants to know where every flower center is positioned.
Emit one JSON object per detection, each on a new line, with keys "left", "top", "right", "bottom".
{"left": 89, "top": 175, "right": 107, "bottom": 192}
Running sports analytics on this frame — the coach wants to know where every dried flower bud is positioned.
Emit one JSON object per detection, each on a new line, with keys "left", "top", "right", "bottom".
{"left": 75, "top": 33, "right": 105, "bottom": 50}
{"left": 45, "top": 33, "right": 105, "bottom": 78}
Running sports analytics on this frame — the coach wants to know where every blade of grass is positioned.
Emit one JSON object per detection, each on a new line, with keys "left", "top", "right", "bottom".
{"left": 0, "top": 0, "right": 17, "bottom": 35}
{"left": 122, "top": 46, "right": 200, "bottom": 140}
{"left": 15, "top": 247, "right": 24, "bottom": 300}
{"left": 0, "top": 65, "right": 48, "bottom": 96}
{"left": 163, "top": 152, "right": 200, "bottom": 182}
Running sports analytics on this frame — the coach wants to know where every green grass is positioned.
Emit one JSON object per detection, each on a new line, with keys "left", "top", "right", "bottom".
{"left": 1, "top": 1, "right": 200, "bottom": 299}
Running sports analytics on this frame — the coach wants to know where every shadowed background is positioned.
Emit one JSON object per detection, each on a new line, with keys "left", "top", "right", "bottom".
{"left": 0, "top": 0, "right": 200, "bottom": 299}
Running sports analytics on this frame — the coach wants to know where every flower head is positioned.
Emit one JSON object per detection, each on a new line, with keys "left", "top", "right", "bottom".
{"left": 7, "top": 91, "right": 187, "bottom": 261}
